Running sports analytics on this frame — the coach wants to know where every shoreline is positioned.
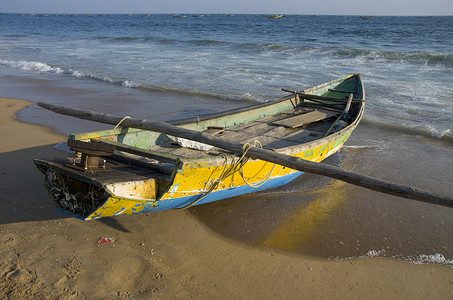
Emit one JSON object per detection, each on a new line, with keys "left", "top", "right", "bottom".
{"left": 1, "top": 97, "right": 452, "bottom": 299}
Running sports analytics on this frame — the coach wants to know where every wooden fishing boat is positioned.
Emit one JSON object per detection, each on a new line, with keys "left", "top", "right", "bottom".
{"left": 35, "top": 74, "right": 365, "bottom": 220}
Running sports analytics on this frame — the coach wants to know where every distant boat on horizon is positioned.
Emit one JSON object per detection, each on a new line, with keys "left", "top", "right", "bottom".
{"left": 267, "top": 14, "right": 284, "bottom": 19}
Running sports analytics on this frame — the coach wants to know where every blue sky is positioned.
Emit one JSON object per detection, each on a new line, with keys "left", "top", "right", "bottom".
{"left": 0, "top": 0, "right": 452, "bottom": 16}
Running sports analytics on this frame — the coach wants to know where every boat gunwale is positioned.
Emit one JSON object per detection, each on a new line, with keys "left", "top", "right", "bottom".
{"left": 69, "top": 74, "right": 360, "bottom": 142}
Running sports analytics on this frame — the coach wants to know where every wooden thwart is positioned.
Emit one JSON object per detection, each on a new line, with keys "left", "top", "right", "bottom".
{"left": 328, "top": 88, "right": 356, "bottom": 94}
{"left": 67, "top": 139, "right": 115, "bottom": 170}
{"left": 107, "top": 154, "right": 174, "bottom": 175}
{"left": 282, "top": 88, "right": 362, "bottom": 102}
{"left": 91, "top": 138, "right": 179, "bottom": 164}
{"left": 68, "top": 139, "right": 115, "bottom": 155}
{"left": 272, "top": 109, "right": 338, "bottom": 128}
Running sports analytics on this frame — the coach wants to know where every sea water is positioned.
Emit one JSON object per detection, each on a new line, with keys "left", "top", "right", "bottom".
{"left": 0, "top": 13, "right": 452, "bottom": 264}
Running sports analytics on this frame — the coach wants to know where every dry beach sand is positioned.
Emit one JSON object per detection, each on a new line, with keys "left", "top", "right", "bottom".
{"left": 0, "top": 97, "right": 452, "bottom": 299}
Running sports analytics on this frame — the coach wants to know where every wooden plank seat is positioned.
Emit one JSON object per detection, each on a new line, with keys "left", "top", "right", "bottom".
{"left": 271, "top": 109, "right": 338, "bottom": 128}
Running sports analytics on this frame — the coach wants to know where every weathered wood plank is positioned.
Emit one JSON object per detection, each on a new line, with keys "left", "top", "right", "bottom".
{"left": 299, "top": 103, "right": 344, "bottom": 111}
{"left": 107, "top": 154, "right": 174, "bottom": 175}
{"left": 40, "top": 158, "right": 162, "bottom": 184}
{"left": 272, "top": 110, "right": 338, "bottom": 128}
{"left": 264, "top": 128, "right": 319, "bottom": 149}
{"left": 168, "top": 147, "right": 210, "bottom": 158}
{"left": 282, "top": 89, "right": 362, "bottom": 102}
{"left": 239, "top": 135, "right": 282, "bottom": 148}
{"left": 256, "top": 125, "right": 293, "bottom": 139}
{"left": 328, "top": 88, "right": 356, "bottom": 94}
{"left": 68, "top": 139, "right": 115, "bottom": 154}
{"left": 229, "top": 121, "right": 272, "bottom": 135}
{"left": 91, "top": 138, "right": 179, "bottom": 164}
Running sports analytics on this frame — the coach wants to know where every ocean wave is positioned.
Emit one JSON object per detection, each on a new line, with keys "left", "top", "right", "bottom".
{"left": 95, "top": 35, "right": 300, "bottom": 53}
{"left": 122, "top": 80, "right": 140, "bottom": 88}
{"left": 94, "top": 36, "right": 177, "bottom": 46}
{"left": 234, "top": 40, "right": 451, "bottom": 68}
{"left": 362, "top": 116, "right": 453, "bottom": 144}
{"left": 0, "top": 59, "right": 64, "bottom": 74}
{"left": 91, "top": 33, "right": 452, "bottom": 68}
{"left": 100, "top": 36, "right": 298, "bottom": 53}
{"left": 233, "top": 42, "right": 308, "bottom": 53}
{"left": 331, "top": 47, "right": 453, "bottom": 67}
{"left": 0, "top": 58, "right": 242, "bottom": 101}
{"left": 186, "top": 39, "right": 229, "bottom": 46}
{"left": 237, "top": 42, "right": 451, "bottom": 67}
{"left": 96, "top": 35, "right": 229, "bottom": 47}
{"left": 138, "top": 84, "right": 246, "bottom": 102}
{"left": 0, "top": 58, "right": 137, "bottom": 89}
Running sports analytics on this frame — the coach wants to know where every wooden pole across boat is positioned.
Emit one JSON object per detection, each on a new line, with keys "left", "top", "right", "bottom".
{"left": 37, "top": 102, "right": 453, "bottom": 209}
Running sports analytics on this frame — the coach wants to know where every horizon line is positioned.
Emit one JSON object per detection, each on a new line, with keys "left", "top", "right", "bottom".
{"left": 1, "top": 12, "right": 452, "bottom": 17}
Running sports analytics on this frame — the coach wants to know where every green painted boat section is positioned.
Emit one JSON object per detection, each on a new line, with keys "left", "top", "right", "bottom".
{"left": 70, "top": 74, "right": 362, "bottom": 150}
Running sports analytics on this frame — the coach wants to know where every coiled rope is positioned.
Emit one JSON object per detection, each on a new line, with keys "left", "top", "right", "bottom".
{"left": 180, "top": 141, "right": 276, "bottom": 209}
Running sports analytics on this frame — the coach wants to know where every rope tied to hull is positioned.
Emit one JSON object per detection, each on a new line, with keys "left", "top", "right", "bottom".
{"left": 239, "top": 141, "right": 277, "bottom": 188}
{"left": 180, "top": 141, "right": 277, "bottom": 209}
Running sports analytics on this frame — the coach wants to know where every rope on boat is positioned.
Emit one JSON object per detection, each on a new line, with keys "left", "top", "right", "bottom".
{"left": 180, "top": 141, "right": 276, "bottom": 209}
{"left": 239, "top": 141, "right": 277, "bottom": 188}
{"left": 113, "top": 116, "right": 131, "bottom": 130}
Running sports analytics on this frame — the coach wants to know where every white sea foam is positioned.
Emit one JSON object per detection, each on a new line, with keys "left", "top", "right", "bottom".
{"left": 67, "top": 69, "right": 115, "bottom": 83}
{"left": 334, "top": 250, "right": 453, "bottom": 268}
{"left": 365, "top": 249, "right": 385, "bottom": 257}
{"left": 407, "top": 253, "right": 453, "bottom": 266}
{"left": 331, "top": 249, "right": 387, "bottom": 261}
{"left": 240, "top": 93, "right": 259, "bottom": 101}
{"left": 0, "top": 59, "right": 64, "bottom": 74}
{"left": 70, "top": 69, "right": 85, "bottom": 78}
{"left": 122, "top": 80, "right": 140, "bottom": 88}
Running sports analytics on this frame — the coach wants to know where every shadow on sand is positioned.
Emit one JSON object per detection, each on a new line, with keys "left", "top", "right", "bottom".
{"left": 0, "top": 143, "right": 129, "bottom": 233}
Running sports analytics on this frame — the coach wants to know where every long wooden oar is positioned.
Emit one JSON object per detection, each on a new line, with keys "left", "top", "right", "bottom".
{"left": 37, "top": 102, "right": 453, "bottom": 208}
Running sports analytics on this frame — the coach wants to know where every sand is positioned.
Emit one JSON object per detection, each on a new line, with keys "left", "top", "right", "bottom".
{"left": 0, "top": 97, "right": 452, "bottom": 299}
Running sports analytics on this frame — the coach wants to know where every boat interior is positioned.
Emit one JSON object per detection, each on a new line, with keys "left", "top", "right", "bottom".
{"left": 60, "top": 90, "right": 361, "bottom": 178}
{"left": 107, "top": 91, "right": 361, "bottom": 160}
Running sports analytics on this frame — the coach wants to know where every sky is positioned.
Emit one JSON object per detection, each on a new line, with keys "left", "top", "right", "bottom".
{"left": 0, "top": 0, "right": 452, "bottom": 16}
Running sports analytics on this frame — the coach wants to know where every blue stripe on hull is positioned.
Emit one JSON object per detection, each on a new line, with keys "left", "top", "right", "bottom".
{"left": 149, "top": 171, "right": 303, "bottom": 212}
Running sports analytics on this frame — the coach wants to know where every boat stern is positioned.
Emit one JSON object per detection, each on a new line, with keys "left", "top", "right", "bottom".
{"left": 34, "top": 159, "right": 160, "bottom": 220}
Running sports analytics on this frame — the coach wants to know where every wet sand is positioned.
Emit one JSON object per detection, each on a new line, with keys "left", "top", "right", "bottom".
{"left": 1, "top": 97, "right": 452, "bottom": 299}
{"left": 189, "top": 130, "right": 453, "bottom": 261}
